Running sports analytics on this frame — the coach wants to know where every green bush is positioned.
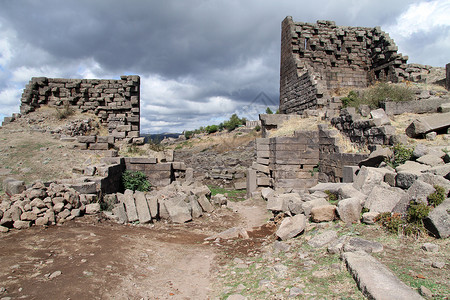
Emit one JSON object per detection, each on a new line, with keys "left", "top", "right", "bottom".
{"left": 122, "top": 170, "right": 151, "bottom": 192}
{"left": 184, "top": 130, "right": 194, "bottom": 139}
{"left": 266, "top": 107, "right": 273, "bottom": 114}
{"left": 254, "top": 125, "right": 261, "bottom": 132}
{"left": 341, "top": 90, "right": 360, "bottom": 108}
{"left": 324, "top": 190, "right": 339, "bottom": 204}
{"left": 427, "top": 185, "right": 446, "bottom": 207}
{"left": 205, "top": 125, "right": 219, "bottom": 134}
{"left": 376, "top": 212, "right": 404, "bottom": 234}
{"left": 406, "top": 201, "right": 431, "bottom": 224}
{"left": 386, "top": 144, "right": 413, "bottom": 168}
{"left": 223, "top": 113, "right": 246, "bottom": 131}
{"left": 341, "top": 83, "right": 414, "bottom": 109}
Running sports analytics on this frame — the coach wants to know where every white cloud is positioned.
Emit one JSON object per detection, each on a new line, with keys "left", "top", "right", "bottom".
{"left": 0, "top": 87, "right": 21, "bottom": 116}
{"left": 385, "top": 0, "right": 450, "bottom": 66}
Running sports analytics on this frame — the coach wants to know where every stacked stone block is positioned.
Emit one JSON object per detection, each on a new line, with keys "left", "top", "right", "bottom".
{"left": 19, "top": 75, "right": 140, "bottom": 140}
{"left": 76, "top": 135, "right": 115, "bottom": 150}
{"left": 330, "top": 109, "right": 396, "bottom": 145}
{"left": 280, "top": 17, "right": 409, "bottom": 115}
{"left": 249, "top": 126, "right": 368, "bottom": 193}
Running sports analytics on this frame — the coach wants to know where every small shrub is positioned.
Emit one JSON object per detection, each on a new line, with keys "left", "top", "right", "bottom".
{"left": 376, "top": 212, "right": 404, "bottom": 234}
{"left": 341, "top": 90, "right": 360, "bottom": 108}
{"left": 324, "top": 190, "right": 339, "bottom": 204}
{"left": 386, "top": 144, "right": 413, "bottom": 168}
{"left": 184, "top": 130, "right": 194, "bottom": 139}
{"left": 122, "top": 170, "right": 151, "bottom": 192}
{"left": 427, "top": 185, "right": 446, "bottom": 207}
{"left": 254, "top": 125, "right": 261, "bottom": 132}
{"left": 206, "top": 125, "right": 219, "bottom": 134}
{"left": 55, "top": 102, "right": 75, "bottom": 119}
{"left": 148, "top": 139, "right": 165, "bottom": 152}
{"left": 266, "top": 107, "right": 273, "bottom": 114}
{"left": 406, "top": 201, "right": 431, "bottom": 224}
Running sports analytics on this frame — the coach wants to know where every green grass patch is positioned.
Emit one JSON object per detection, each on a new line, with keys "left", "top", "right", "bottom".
{"left": 208, "top": 185, "right": 246, "bottom": 202}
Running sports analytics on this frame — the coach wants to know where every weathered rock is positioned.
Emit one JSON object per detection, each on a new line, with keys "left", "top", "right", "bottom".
{"left": 207, "top": 227, "right": 249, "bottom": 240}
{"left": 412, "top": 144, "right": 429, "bottom": 159}
{"left": 112, "top": 202, "right": 128, "bottom": 223}
{"left": 189, "top": 196, "right": 203, "bottom": 218}
{"left": 364, "top": 186, "right": 406, "bottom": 213}
{"left": 0, "top": 225, "right": 9, "bottom": 233}
{"left": 267, "top": 194, "right": 289, "bottom": 212}
{"left": 406, "top": 112, "right": 450, "bottom": 138}
{"left": 71, "top": 209, "right": 82, "bottom": 217}
{"left": 261, "top": 187, "right": 274, "bottom": 200}
{"left": 13, "top": 220, "right": 30, "bottom": 229}
{"left": 134, "top": 191, "right": 151, "bottom": 224}
{"left": 393, "top": 180, "right": 435, "bottom": 214}
{"left": 164, "top": 197, "right": 192, "bottom": 224}
{"left": 3, "top": 178, "right": 26, "bottom": 195}
{"left": 308, "top": 230, "right": 338, "bottom": 248}
{"left": 30, "top": 198, "right": 46, "bottom": 209}
{"left": 53, "top": 202, "right": 65, "bottom": 213}
{"left": 310, "top": 205, "right": 336, "bottom": 222}
{"left": 343, "top": 237, "right": 383, "bottom": 253}
{"left": 302, "top": 198, "right": 329, "bottom": 217}
{"left": 424, "top": 199, "right": 450, "bottom": 238}
{"left": 362, "top": 212, "right": 380, "bottom": 225}
{"left": 359, "top": 147, "right": 392, "bottom": 168}
{"left": 145, "top": 195, "right": 159, "bottom": 219}
{"left": 370, "top": 108, "right": 391, "bottom": 125}
{"left": 197, "top": 195, "right": 214, "bottom": 213}
{"left": 276, "top": 214, "right": 306, "bottom": 241}
{"left": 85, "top": 203, "right": 101, "bottom": 215}
{"left": 35, "top": 216, "right": 49, "bottom": 226}
{"left": 418, "top": 173, "right": 450, "bottom": 195}
{"left": 211, "top": 194, "right": 227, "bottom": 206}
{"left": 343, "top": 251, "right": 424, "bottom": 300}
{"left": 416, "top": 154, "right": 444, "bottom": 167}
{"left": 353, "top": 166, "right": 384, "bottom": 194}
{"left": 426, "top": 164, "right": 450, "bottom": 177}
{"left": 338, "top": 185, "right": 366, "bottom": 202}
{"left": 20, "top": 211, "right": 37, "bottom": 221}
{"left": 421, "top": 243, "right": 439, "bottom": 252}
{"left": 7, "top": 206, "right": 22, "bottom": 222}
{"left": 27, "top": 188, "right": 47, "bottom": 200}
{"left": 123, "top": 191, "right": 139, "bottom": 222}
{"left": 309, "top": 182, "right": 348, "bottom": 194}
{"left": 337, "top": 198, "right": 362, "bottom": 223}
{"left": 327, "top": 235, "right": 350, "bottom": 254}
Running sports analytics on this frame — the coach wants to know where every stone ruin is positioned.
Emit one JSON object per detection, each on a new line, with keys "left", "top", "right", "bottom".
{"left": 280, "top": 17, "right": 447, "bottom": 115}
{"left": 18, "top": 75, "right": 141, "bottom": 142}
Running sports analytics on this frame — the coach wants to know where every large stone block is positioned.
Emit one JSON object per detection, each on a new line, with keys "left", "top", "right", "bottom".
{"left": 164, "top": 197, "right": 192, "bottom": 224}
{"left": 123, "top": 190, "right": 139, "bottom": 222}
{"left": 424, "top": 199, "right": 450, "bottom": 238}
{"left": 364, "top": 186, "right": 406, "bottom": 213}
{"left": 134, "top": 191, "right": 151, "bottom": 224}
{"left": 276, "top": 214, "right": 306, "bottom": 240}
{"left": 337, "top": 197, "right": 362, "bottom": 223}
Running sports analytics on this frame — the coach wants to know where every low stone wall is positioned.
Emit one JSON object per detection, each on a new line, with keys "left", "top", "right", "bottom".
{"left": 19, "top": 75, "right": 140, "bottom": 140}
{"left": 247, "top": 126, "right": 368, "bottom": 194}
{"left": 330, "top": 108, "right": 396, "bottom": 145}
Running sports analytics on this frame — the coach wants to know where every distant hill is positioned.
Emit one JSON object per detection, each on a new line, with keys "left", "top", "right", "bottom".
{"left": 141, "top": 133, "right": 181, "bottom": 143}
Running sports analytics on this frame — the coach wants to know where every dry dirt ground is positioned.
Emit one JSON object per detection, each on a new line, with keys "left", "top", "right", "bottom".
{"left": 0, "top": 197, "right": 272, "bottom": 300}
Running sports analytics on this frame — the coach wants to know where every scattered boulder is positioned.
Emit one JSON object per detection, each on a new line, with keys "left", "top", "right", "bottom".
{"left": 362, "top": 211, "right": 380, "bottom": 225}
{"left": 343, "top": 237, "right": 383, "bottom": 253}
{"left": 424, "top": 199, "right": 450, "bottom": 238}
{"left": 276, "top": 214, "right": 306, "bottom": 241}
{"left": 358, "top": 147, "right": 392, "bottom": 168}
{"left": 337, "top": 198, "right": 362, "bottom": 224}
{"left": 307, "top": 230, "right": 338, "bottom": 248}
{"left": 353, "top": 166, "right": 384, "bottom": 194}
{"left": 310, "top": 205, "right": 336, "bottom": 222}
{"left": 421, "top": 243, "right": 439, "bottom": 252}
{"left": 364, "top": 186, "right": 406, "bottom": 213}
{"left": 85, "top": 203, "right": 101, "bottom": 215}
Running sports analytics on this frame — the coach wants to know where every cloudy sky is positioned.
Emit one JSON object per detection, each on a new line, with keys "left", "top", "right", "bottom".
{"left": 0, "top": 0, "right": 449, "bottom": 133}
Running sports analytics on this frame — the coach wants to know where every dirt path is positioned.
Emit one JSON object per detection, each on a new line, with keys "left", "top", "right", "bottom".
{"left": 0, "top": 199, "right": 273, "bottom": 300}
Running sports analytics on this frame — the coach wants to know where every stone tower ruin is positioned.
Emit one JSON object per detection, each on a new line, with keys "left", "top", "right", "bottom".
{"left": 279, "top": 17, "right": 410, "bottom": 114}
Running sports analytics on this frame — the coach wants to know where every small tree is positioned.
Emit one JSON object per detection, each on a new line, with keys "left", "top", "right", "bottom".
{"left": 266, "top": 107, "right": 273, "bottom": 114}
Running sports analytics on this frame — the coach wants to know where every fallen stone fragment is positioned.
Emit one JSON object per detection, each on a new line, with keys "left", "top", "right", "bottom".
{"left": 13, "top": 220, "right": 30, "bottom": 230}
{"left": 364, "top": 186, "right": 405, "bottom": 213}
{"left": 164, "top": 197, "right": 192, "bottom": 224}
{"left": 343, "top": 237, "right": 383, "bottom": 253}
{"left": 421, "top": 243, "right": 439, "bottom": 252}
{"left": 112, "top": 203, "right": 128, "bottom": 223}
{"left": 197, "top": 195, "right": 214, "bottom": 213}
{"left": 310, "top": 205, "right": 336, "bottom": 222}
{"left": 419, "top": 285, "right": 433, "bottom": 298}
{"left": 0, "top": 226, "right": 9, "bottom": 233}
{"left": 337, "top": 197, "right": 361, "bottom": 223}
{"left": 424, "top": 199, "right": 450, "bottom": 238}
{"left": 48, "top": 270, "right": 62, "bottom": 280}
{"left": 123, "top": 191, "right": 139, "bottom": 222}
{"left": 134, "top": 191, "right": 151, "bottom": 224}
{"left": 276, "top": 214, "right": 306, "bottom": 241}
{"left": 206, "top": 227, "right": 249, "bottom": 240}
{"left": 343, "top": 251, "right": 424, "bottom": 300}
{"left": 361, "top": 212, "right": 380, "bottom": 225}
{"left": 307, "top": 230, "right": 338, "bottom": 248}
{"left": 85, "top": 203, "right": 101, "bottom": 215}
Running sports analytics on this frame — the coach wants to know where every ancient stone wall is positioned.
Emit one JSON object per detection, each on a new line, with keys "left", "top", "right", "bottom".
{"left": 247, "top": 127, "right": 368, "bottom": 193}
{"left": 19, "top": 75, "right": 140, "bottom": 139}
{"left": 280, "top": 17, "right": 409, "bottom": 114}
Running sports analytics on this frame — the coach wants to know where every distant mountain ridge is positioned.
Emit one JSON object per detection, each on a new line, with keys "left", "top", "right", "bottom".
{"left": 141, "top": 133, "right": 181, "bottom": 143}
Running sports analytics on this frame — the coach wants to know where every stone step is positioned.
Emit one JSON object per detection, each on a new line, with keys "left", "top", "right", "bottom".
{"left": 343, "top": 251, "right": 424, "bottom": 300}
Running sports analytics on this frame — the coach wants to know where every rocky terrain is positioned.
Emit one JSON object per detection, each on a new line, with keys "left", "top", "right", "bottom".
{"left": 1, "top": 89, "right": 450, "bottom": 299}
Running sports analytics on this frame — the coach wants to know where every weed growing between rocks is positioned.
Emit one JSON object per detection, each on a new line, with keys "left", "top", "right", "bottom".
{"left": 122, "top": 170, "right": 151, "bottom": 192}
{"left": 341, "top": 82, "right": 414, "bottom": 109}
{"left": 55, "top": 102, "right": 75, "bottom": 120}
{"left": 375, "top": 186, "right": 445, "bottom": 237}
{"left": 385, "top": 143, "right": 413, "bottom": 168}
{"left": 208, "top": 186, "right": 246, "bottom": 202}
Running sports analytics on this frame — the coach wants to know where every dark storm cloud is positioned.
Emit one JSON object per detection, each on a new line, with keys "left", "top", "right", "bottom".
{"left": 0, "top": 0, "right": 448, "bottom": 133}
